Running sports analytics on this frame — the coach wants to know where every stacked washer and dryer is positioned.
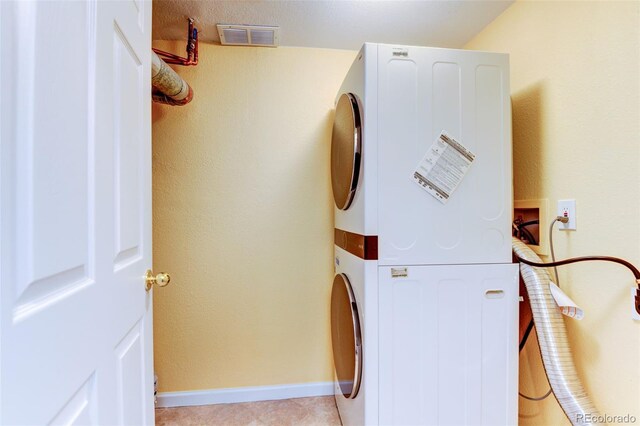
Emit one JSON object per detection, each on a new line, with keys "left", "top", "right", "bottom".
{"left": 330, "top": 43, "right": 519, "bottom": 426}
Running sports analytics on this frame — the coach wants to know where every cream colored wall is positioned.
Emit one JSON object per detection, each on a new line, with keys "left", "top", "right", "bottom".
{"left": 152, "top": 42, "right": 356, "bottom": 392}
{"left": 466, "top": 1, "right": 640, "bottom": 424}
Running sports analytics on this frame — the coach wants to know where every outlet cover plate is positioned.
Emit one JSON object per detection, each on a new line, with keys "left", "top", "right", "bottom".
{"left": 557, "top": 199, "right": 577, "bottom": 230}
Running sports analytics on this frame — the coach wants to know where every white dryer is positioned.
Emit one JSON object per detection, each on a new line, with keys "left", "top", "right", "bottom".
{"left": 332, "top": 43, "right": 514, "bottom": 265}
{"left": 330, "top": 43, "right": 519, "bottom": 426}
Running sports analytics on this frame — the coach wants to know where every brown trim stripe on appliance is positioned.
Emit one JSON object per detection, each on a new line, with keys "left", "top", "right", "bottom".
{"left": 334, "top": 228, "right": 378, "bottom": 260}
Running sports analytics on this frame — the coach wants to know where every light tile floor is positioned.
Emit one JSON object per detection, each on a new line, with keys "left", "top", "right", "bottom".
{"left": 155, "top": 396, "right": 341, "bottom": 426}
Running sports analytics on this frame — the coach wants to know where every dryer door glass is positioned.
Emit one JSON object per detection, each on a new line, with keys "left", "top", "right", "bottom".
{"left": 331, "top": 93, "right": 362, "bottom": 210}
{"left": 330, "top": 273, "right": 362, "bottom": 399}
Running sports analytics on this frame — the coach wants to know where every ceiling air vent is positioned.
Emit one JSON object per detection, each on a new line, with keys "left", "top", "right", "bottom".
{"left": 217, "top": 24, "right": 279, "bottom": 47}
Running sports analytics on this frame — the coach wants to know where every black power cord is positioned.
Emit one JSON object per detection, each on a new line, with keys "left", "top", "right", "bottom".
{"left": 515, "top": 255, "right": 640, "bottom": 316}
{"left": 516, "top": 255, "right": 640, "bottom": 280}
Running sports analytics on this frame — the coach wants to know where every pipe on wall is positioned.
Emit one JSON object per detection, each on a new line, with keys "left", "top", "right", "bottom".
{"left": 513, "top": 237, "right": 603, "bottom": 425}
{"left": 151, "top": 52, "right": 193, "bottom": 106}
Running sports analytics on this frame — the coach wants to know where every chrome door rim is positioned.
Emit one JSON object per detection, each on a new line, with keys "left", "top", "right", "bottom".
{"left": 331, "top": 93, "right": 362, "bottom": 211}
{"left": 330, "top": 273, "right": 362, "bottom": 399}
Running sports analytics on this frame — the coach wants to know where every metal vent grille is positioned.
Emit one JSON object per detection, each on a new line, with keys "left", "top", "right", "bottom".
{"left": 222, "top": 28, "right": 249, "bottom": 44}
{"left": 249, "top": 30, "right": 274, "bottom": 46}
{"left": 217, "top": 24, "right": 279, "bottom": 47}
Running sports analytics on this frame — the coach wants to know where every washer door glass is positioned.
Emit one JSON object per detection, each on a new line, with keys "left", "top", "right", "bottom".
{"left": 330, "top": 273, "right": 362, "bottom": 399}
{"left": 331, "top": 93, "right": 362, "bottom": 210}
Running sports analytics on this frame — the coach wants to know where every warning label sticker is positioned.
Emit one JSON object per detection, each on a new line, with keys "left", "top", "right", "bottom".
{"left": 412, "top": 131, "right": 475, "bottom": 204}
{"left": 391, "top": 267, "right": 408, "bottom": 278}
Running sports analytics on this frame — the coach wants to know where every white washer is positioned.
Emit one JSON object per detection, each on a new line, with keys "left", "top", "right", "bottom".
{"left": 330, "top": 43, "right": 519, "bottom": 426}
{"left": 331, "top": 247, "right": 377, "bottom": 426}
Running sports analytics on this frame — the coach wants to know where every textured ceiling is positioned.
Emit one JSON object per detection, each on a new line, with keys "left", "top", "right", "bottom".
{"left": 152, "top": 1, "right": 513, "bottom": 50}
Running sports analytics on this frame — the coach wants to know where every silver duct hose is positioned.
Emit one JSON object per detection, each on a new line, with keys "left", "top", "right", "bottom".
{"left": 513, "top": 237, "right": 603, "bottom": 425}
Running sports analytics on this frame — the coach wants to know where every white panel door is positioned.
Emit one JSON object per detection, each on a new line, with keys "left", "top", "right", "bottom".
{"left": 0, "top": 0, "right": 153, "bottom": 424}
{"left": 378, "top": 264, "right": 519, "bottom": 426}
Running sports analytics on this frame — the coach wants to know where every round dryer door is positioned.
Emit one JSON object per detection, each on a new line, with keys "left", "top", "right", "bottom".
{"left": 331, "top": 93, "right": 362, "bottom": 210}
{"left": 330, "top": 273, "right": 362, "bottom": 399}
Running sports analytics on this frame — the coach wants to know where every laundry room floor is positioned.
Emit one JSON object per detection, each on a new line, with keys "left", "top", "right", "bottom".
{"left": 155, "top": 396, "right": 341, "bottom": 426}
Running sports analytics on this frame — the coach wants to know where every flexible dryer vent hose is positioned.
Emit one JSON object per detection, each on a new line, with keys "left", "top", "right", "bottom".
{"left": 512, "top": 237, "right": 603, "bottom": 426}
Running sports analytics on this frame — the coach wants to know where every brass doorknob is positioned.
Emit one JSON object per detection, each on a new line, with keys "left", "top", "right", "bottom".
{"left": 145, "top": 270, "right": 171, "bottom": 291}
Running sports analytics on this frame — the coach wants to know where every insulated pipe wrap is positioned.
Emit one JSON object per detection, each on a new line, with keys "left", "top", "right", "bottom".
{"left": 151, "top": 52, "right": 193, "bottom": 105}
{"left": 513, "top": 237, "right": 603, "bottom": 425}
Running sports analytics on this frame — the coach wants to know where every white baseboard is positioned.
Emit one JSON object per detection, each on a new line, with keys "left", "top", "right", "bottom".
{"left": 156, "top": 381, "right": 335, "bottom": 408}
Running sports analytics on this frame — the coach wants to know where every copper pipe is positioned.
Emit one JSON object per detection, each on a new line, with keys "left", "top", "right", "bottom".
{"left": 151, "top": 18, "right": 197, "bottom": 106}
{"left": 153, "top": 18, "right": 198, "bottom": 66}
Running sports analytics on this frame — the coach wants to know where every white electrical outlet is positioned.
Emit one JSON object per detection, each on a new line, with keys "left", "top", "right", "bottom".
{"left": 632, "top": 288, "right": 640, "bottom": 321}
{"left": 557, "top": 199, "right": 577, "bottom": 230}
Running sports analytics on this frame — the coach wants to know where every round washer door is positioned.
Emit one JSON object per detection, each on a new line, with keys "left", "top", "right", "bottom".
{"left": 331, "top": 93, "right": 362, "bottom": 210}
{"left": 330, "top": 273, "right": 362, "bottom": 399}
